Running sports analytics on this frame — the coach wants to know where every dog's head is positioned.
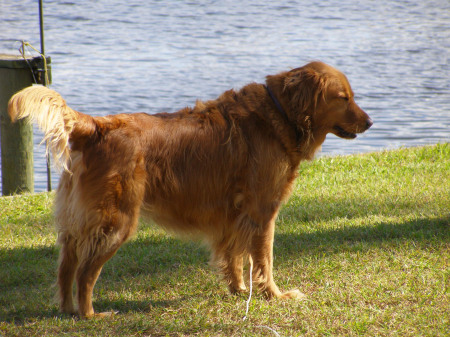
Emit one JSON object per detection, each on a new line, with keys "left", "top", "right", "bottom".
{"left": 267, "top": 61, "right": 372, "bottom": 143}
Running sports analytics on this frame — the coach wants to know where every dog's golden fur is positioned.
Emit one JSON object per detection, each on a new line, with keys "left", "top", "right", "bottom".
{"left": 9, "top": 61, "right": 372, "bottom": 318}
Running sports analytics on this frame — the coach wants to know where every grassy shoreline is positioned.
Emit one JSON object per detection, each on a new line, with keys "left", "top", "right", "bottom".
{"left": 1, "top": 144, "right": 448, "bottom": 336}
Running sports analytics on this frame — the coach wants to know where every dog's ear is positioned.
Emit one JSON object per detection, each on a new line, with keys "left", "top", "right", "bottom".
{"left": 283, "top": 67, "right": 328, "bottom": 116}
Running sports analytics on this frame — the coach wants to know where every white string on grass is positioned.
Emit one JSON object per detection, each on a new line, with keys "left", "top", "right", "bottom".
{"left": 242, "top": 257, "right": 281, "bottom": 337}
{"left": 242, "top": 260, "right": 253, "bottom": 321}
{"left": 256, "top": 325, "right": 281, "bottom": 337}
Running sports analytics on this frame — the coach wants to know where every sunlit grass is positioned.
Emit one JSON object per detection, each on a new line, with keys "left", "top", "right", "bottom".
{"left": 0, "top": 144, "right": 448, "bottom": 336}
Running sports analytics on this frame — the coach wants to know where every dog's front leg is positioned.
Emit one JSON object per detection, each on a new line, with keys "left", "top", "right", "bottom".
{"left": 224, "top": 253, "right": 247, "bottom": 294}
{"left": 249, "top": 216, "right": 304, "bottom": 300}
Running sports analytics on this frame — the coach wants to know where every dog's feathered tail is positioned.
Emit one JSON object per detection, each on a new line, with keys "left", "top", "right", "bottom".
{"left": 8, "top": 85, "right": 95, "bottom": 171}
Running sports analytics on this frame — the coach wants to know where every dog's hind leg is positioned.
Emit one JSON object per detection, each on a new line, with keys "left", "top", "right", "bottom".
{"left": 73, "top": 212, "right": 140, "bottom": 318}
{"left": 57, "top": 233, "right": 78, "bottom": 315}
{"left": 74, "top": 191, "right": 145, "bottom": 318}
{"left": 75, "top": 238, "right": 122, "bottom": 318}
{"left": 74, "top": 212, "right": 141, "bottom": 319}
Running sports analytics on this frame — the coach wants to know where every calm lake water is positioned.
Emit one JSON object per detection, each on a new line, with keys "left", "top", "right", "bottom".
{"left": 1, "top": 0, "right": 449, "bottom": 192}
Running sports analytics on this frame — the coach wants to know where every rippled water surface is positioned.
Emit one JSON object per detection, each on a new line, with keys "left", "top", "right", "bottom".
{"left": 1, "top": 0, "right": 449, "bottom": 191}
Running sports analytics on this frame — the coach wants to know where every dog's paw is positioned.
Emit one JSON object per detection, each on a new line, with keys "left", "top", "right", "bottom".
{"left": 279, "top": 289, "right": 306, "bottom": 300}
{"left": 229, "top": 284, "right": 247, "bottom": 295}
{"left": 83, "top": 310, "right": 118, "bottom": 319}
{"left": 96, "top": 310, "right": 119, "bottom": 318}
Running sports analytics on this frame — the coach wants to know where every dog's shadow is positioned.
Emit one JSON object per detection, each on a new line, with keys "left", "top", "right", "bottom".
{"left": 274, "top": 214, "right": 449, "bottom": 258}
{"left": 1, "top": 213, "right": 448, "bottom": 323}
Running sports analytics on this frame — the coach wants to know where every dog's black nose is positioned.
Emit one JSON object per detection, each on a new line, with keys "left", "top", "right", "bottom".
{"left": 366, "top": 118, "right": 373, "bottom": 130}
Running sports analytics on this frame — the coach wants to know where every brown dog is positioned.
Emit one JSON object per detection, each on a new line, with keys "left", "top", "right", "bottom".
{"left": 8, "top": 61, "right": 372, "bottom": 318}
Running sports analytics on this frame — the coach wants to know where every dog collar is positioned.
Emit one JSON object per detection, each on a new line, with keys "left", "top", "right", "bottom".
{"left": 264, "top": 85, "right": 288, "bottom": 121}
{"left": 264, "top": 84, "right": 303, "bottom": 147}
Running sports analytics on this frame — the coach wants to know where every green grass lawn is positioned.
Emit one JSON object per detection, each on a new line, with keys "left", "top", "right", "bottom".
{"left": 0, "top": 144, "right": 448, "bottom": 336}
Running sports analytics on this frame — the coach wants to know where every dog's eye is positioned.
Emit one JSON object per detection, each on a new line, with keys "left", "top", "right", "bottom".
{"left": 337, "top": 93, "right": 349, "bottom": 101}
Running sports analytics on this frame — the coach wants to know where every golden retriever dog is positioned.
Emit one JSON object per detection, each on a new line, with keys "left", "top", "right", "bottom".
{"left": 9, "top": 61, "right": 372, "bottom": 318}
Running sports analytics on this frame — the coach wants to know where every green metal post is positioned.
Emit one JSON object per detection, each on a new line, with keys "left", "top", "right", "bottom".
{"left": 39, "top": 0, "right": 52, "bottom": 192}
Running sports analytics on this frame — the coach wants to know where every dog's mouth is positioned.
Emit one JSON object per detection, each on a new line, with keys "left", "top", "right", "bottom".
{"left": 333, "top": 126, "right": 357, "bottom": 139}
{"left": 333, "top": 118, "right": 373, "bottom": 139}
